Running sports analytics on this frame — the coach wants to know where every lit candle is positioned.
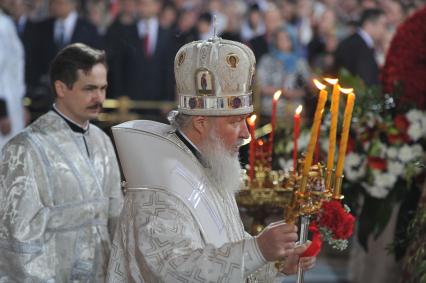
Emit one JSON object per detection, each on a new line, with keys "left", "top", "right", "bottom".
{"left": 269, "top": 90, "right": 282, "bottom": 157}
{"left": 303, "top": 80, "right": 328, "bottom": 178}
{"left": 247, "top": 114, "right": 257, "bottom": 181}
{"left": 334, "top": 89, "right": 355, "bottom": 197}
{"left": 293, "top": 105, "right": 303, "bottom": 174}
{"left": 324, "top": 78, "right": 340, "bottom": 190}
{"left": 258, "top": 139, "right": 264, "bottom": 162}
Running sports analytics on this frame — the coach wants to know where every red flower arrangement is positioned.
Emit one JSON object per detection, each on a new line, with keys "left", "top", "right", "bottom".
{"left": 301, "top": 200, "right": 355, "bottom": 257}
{"left": 382, "top": 6, "right": 426, "bottom": 110}
{"left": 317, "top": 200, "right": 355, "bottom": 239}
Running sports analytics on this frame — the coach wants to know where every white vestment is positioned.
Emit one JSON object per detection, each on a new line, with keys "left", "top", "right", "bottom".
{"left": 0, "top": 10, "right": 25, "bottom": 149}
{"left": 0, "top": 111, "right": 124, "bottom": 282}
{"left": 107, "top": 120, "right": 278, "bottom": 283}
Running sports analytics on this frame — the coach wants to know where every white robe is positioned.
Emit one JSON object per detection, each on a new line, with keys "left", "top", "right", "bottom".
{"left": 0, "top": 111, "right": 124, "bottom": 282}
{"left": 0, "top": 10, "right": 25, "bottom": 149}
{"left": 106, "top": 122, "right": 278, "bottom": 282}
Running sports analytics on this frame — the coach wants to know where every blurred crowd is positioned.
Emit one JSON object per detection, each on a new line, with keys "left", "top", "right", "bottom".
{"left": 0, "top": 0, "right": 424, "bottom": 121}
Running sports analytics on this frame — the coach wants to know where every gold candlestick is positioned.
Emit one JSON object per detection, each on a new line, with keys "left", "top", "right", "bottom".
{"left": 325, "top": 168, "right": 334, "bottom": 193}
{"left": 333, "top": 175, "right": 345, "bottom": 200}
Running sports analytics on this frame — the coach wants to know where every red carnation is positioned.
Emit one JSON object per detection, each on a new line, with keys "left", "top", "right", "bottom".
{"left": 388, "top": 133, "right": 411, "bottom": 144}
{"left": 317, "top": 200, "right": 355, "bottom": 240}
{"left": 388, "top": 134, "right": 401, "bottom": 144}
{"left": 336, "top": 213, "right": 355, "bottom": 239}
{"left": 367, "top": 157, "right": 387, "bottom": 170}
{"left": 394, "top": 115, "right": 410, "bottom": 133}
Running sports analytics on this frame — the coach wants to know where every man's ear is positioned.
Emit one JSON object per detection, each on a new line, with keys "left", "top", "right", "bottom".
{"left": 54, "top": 80, "right": 69, "bottom": 98}
{"left": 191, "top": 116, "right": 209, "bottom": 135}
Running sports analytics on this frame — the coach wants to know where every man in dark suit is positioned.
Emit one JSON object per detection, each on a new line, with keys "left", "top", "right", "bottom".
{"left": 32, "top": 0, "right": 102, "bottom": 113}
{"left": 10, "top": 0, "right": 38, "bottom": 96}
{"left": 106, "top": 0, "right": 175, "bottom": 102}
{"left": 334, "top": 8, "right": 387, "bottom": 86}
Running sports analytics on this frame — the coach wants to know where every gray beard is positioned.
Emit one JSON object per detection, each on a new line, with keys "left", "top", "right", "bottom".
{"left": 201, "top": 130, "right": 243, "bottom": 195}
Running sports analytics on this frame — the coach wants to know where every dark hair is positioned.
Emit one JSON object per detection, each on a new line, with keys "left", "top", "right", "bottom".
{"left": 249, "top": 3, "right": 260, "bottom": 12}
{"left": 271, "top": 26, "right": 295, "bottom": 51}
{"left": 359, "top": 8, "right": 385, "bottom": 27}
{"left": 49, "top": 43, "right": 106, "bottom": 95}
{"left": 198, "top": 12, "right": 212, "bottom": 24}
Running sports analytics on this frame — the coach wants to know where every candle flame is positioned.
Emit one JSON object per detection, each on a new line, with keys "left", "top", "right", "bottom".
{"left": 295, "top": 105, "right": 303, "bottom": 115}
{"left": 313, "top": 79, "right": 326, "bottom": 90}
{"left": 339, "top": 87, "right": 354, "bottom": 94}
{"left": 247, "top": 114, "right": 257, "bottom": 125}
{"left": 273, "top": 90, "right": 282, "bottom": 101}
{"left": 324, "top": 77, "right": 338, "bottom": 85}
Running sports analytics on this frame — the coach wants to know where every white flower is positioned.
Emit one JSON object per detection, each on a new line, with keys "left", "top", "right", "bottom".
{"left": 346, "top": 152, "right": 362, "bottom": 167}
{"left": 412, "top": 144, "right": 424, "bottom": 159}
{"left": 344, "top": 153, "right": 367, "bottom": 181}
{"left": 387, "top": 147, "right": 398, "bottom": 159}
{"left": 362, "top": 182, "right": 389, "bottom": 199}
{"left": 361, "top": 170, "right": 396, "bottom": 198}
{"left": 374, "top": 171, "right": 397, "bottom": 189}
{"left": 388, "top": 161, "right": 404, "bottom": 177}
{"left": 408, "top": 121, "right": 423, "bottom": 141}
{"left": 345, "top": 164, "right": 366, "bottom": 181}
{"left": 406, "top": 109, "right": 423, "bottom": 124}
{"left": 421, "top": 115, "right": 426, "bottom": 135}
{"left": 399, "top": 144, "right": 414, "bottom": 162}
{"left": 406, "top": 110, "right": 426, "bottom": 140}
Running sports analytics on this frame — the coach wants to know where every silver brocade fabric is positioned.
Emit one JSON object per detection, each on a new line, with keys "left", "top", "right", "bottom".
{"left": 106, "top": 131, "right": 277, "bottom": 283}
{"left": 0, "top": 111, "right": 124, "bottom": 282}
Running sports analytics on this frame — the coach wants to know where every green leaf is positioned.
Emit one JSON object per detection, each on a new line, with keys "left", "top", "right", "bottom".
{"left": 373, "top": 198, "right": 394, "bottom": 239}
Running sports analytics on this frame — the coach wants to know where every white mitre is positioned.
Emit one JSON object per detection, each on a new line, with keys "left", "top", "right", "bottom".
{"left": 175, "top": 35, "right": 256, "bottom": 116}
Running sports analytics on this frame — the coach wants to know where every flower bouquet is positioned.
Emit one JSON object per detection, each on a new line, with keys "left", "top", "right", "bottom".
{"left": 301, "top": 200, "right": 355, "bottom": 257}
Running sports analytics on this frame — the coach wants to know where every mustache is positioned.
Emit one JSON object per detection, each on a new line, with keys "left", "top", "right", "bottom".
{"left": 87, "top": 103, "right": 103, "bottom": 110}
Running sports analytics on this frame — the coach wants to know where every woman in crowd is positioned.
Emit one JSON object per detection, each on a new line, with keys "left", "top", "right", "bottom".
{"left": 256, "top": 26, "right": 311, "bottom": 124}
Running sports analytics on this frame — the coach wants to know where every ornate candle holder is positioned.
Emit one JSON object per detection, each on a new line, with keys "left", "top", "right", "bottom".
{"left": 237, "top": 155, "right": 331, "bottom": 233}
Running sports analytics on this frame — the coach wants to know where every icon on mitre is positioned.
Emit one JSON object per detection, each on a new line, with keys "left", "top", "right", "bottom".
{"left": 195, "top": 69, "right": 214, "bottom": 95}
